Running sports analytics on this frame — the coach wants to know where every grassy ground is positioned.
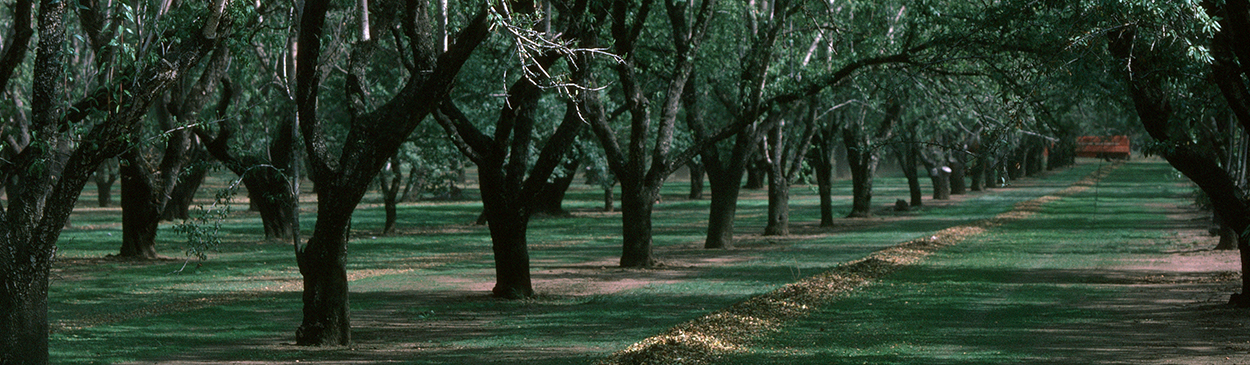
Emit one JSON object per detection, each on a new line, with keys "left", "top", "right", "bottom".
{"left": 43, "top": 158, "right": 1231, "bottom": 364}
{"left": 714, "top": 160, "right": 1247, "bottom": 364}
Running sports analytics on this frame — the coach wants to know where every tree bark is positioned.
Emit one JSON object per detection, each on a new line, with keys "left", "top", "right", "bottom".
{"left": 533, "top": 158, "right": 579, "bottom": 216}
{"left": 763, "top": 102, "right": 817, "bottom": 236}
{"left": 764, "top": 167, "right": 790, "bottom": 235}
{"left": 198, "top": 117, "right": 300, "bottom": 240}
{"left": 478, "top": 166, "right": 535, "bottom": 298}
{"left": 814, "top": 151, "right": 835, "bottom": 226}
{"left": 813, "top": 128, "right": 837, "bottom": 227}
{"left": 582, "top": 0, "right": 722, "bottom": 266}
{"left": 969, "top": 155, "right": 986, "bottom": 192}
{"left": 744, "top": 158, "right": 766, "bottom": 190}
{"left": 950, "top": 149, "right": 967, "bottom": 195}
{"left": 896, "top": 146, "right": 923, "bottom": 207}
{"left": 930, "top": 166, "right": 951, "bottom": 200}
{"left": 842, "top": 101, "right": 899, "bottom": 218}
{"left": 118, "top": 151, "right": 161, "bottom": 259}
{"left": 161, "top": 153, "right": 209, "bottom": 221}
{"left": 93, "top": 160, "right": 118, "bottom": 207}
{"left": 704, "top": 130, "right": 757, "bottom": 248}
{"left": 845, "top": 143, "right": 877, "bottom": 218}
{"left": 619, "top": 182, "right": 659, "bottom": 266}
{"left": 295, "top": 206, "right": 351, "bottom": 346}
{"left": 687, "top": 160, "right": 705, "bottom": 200}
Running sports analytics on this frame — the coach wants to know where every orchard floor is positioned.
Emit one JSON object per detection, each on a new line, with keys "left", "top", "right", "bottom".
{"left": 46, "top": 158, "right": 1249, "bottom": 364}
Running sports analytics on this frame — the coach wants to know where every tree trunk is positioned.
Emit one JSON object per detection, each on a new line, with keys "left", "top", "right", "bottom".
{"left": 930, "top": 167, "right": 951, "bottom": 200}
{"left": 295, "top": 212, "right": 351, "bottom": 346}
{"left": 835, "top": 141, "right": 851, "bottom": 179}
{"left": 897, "top": 146, "right": 923, "bottom": 207}
{"left": 950, "top": 150, "right": 967, "bottom": 195}
{"left": 379, "top": 159, "right": 403, "bottom": 235}
{"left": 764, "top": 166, "right": 789, "bottom": 236}
{"left": 94, "top": 161, "right": 118, "bottom": 207}
{"left": 474, "top": 153, "right": 539, "bottom": 297}
{"left": 533, "top": 159, "right": 579, "bottom": 216}
{"left": 0, "top": 274, "right": 48, "bottom": 365}
{"left": 118, "top": 153, "right": 160, "bottom": 259}
{"left": 703, "top": 130, "right": 756, "bottom": 249}
{"left": 969, "top": 155, "right": 986, "bottom": 191}
{"left": 846, "top": 151, "right": 876, "bottom": 218}
{"left": 619, "top": 182, "right": 658, "bottom": 266}
{"left": 705, "top": 175, "right": 741, "bottom": 247}
{"left": 603, "top": 184, "right": 615, "bottom": 212}
{"left": 687, "top": 160, "right": 704, "bottom": 200}
{"left": 482, "top": 191, "right": 534, "bottom": 298}
{"left": 813, "top": 129, "right": 837, "bottom": 227}
{"left": 814, "top": 146, "right": 835, "bottom": 227}
{"left": 383, "top": 195, "right": 399, "bottom": 235}
{"left": 96, "top": 179, "right": 114, "bottom": 207}
{"left": 1008, "top": 146, "right": 1026, "bottom": 180}
{"left": 1025, "top": 142, "right": 1045, "bottom": 176}
{"left": 1218, "top": 225, "right": 1239, "bottom": 250}
{"left": 1108, "top": 25, "right": 1250, "bottom": 306}
{"left": 744, "top": 158, "right": 766, "bottom": 189}
{"left": 245, "top": 169, "right": 298, "bottom": 240}
{"left": 161, "top": 156, "right": 209, "bottom": 221}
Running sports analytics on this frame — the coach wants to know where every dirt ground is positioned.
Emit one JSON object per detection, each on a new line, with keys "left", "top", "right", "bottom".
{"left": 1054, "top": 216, "right": 1250, "bottom": 365}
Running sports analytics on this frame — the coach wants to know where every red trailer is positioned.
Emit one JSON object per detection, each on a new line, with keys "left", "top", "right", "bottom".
{"left": 1075, "top": 135, "right": 1131, "bottom": 159}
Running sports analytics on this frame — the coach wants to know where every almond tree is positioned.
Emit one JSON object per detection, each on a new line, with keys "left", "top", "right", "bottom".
{"left": 291, "top": 0, "right": 491, "bottom": 345}
{"left": 1, "top": 0, "right": 235, "bottom": 361}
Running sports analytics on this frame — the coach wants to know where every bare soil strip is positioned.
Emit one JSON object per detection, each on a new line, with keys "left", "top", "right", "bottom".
{"left": 598, "top": 163, "right": 1124, "bottom": 365}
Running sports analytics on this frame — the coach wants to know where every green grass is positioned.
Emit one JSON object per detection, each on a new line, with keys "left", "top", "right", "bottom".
{"left": 718, "top": 160, "right": 1219, "bottom": 365}
{"left": 46, "top": 160, "right": 1151, "bottom": 363}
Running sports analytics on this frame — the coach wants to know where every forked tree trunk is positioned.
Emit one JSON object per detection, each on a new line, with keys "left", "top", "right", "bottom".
{"left": 813, "top": 129, "right": 837, "bottom": 227}
{"left": 474, "top": 156, "right": 538, "bottom": 298}
{"left": 704, "top": 129, "right": 757, "bottom": 248}
{"left": 896, "top": 145, "right": 923, "bottom": 207}
{"left": 242, "top": 168, "right": 298, "bottom": 240}
{"left": 846, "top": 151, "right": 877, "bottom": 218}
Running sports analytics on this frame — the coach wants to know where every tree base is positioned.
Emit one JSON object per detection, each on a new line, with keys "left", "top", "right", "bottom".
{"left": 1230, "top": 293, "right": 1250, "bottom": 308}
